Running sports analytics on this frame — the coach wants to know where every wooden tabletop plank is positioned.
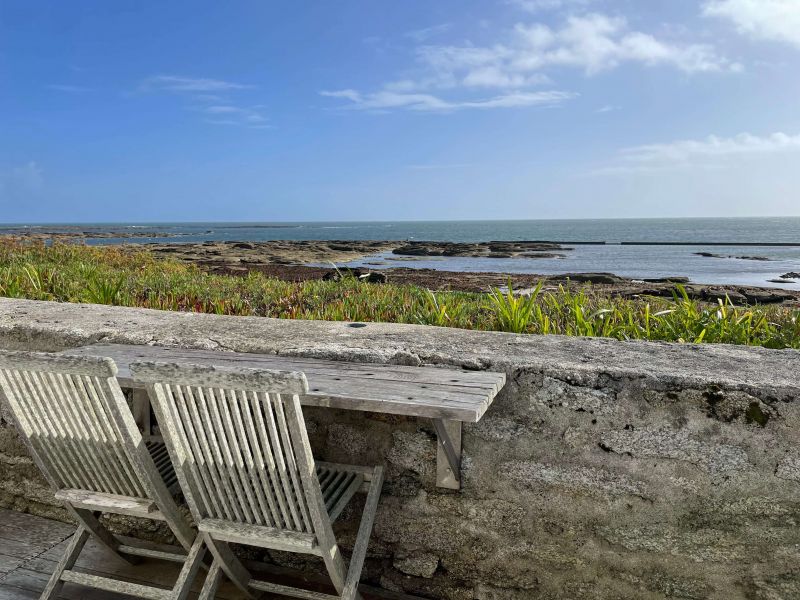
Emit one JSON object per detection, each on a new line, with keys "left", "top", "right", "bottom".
{"left": 64, "top": 344, "right": 504, "bottom": 390}
{"left": 61, "top": 344, "right": 506, "bottom": 423}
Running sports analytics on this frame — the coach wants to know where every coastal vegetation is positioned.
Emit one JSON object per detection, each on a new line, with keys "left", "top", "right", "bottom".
{"left": 1, "top": 240, "right": 798, "bottom": 348}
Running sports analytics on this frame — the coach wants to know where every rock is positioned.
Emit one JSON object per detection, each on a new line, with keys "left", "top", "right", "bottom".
{"left": 548, "top": 272, "right": 627, "bottom": 285}
{"left": 642, "top": 277, "right": 690, "bottom": 284}
{"left": 391, "top": 241, "right": 569, "bottom": 259}
{"left": 360, "top": 272, "right": 388, "bottom": 284}
{"left": 694, "top": 252, "right": 773, "bottom": 262}
{"left": 741, "top": 290, "right": 795, "bottom": 304}
{"left": 780, "top": 272, "right": 800, "bottom": 280}
{"left": 393, "top": 552, "right": 440, "bottom": 578}
{"left": 230, "top": 242, "right": 255, "bottom": 250}
{"left": 322, "top": 268, "right": 386, "bottom": 283}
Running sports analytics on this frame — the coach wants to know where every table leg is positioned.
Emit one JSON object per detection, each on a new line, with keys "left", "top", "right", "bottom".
{"left": 131, "top": 388, "right": 151, "bottom": 439}
{"left": 433, "top": 419, "right": 462, "bottom": 490}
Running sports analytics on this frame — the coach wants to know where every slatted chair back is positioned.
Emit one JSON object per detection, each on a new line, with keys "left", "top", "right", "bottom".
{"left": 131, "top": 361, "right": 317, "bottom": 533}
{"left": 0, "top": 350, "right": 150, "bottom": 499}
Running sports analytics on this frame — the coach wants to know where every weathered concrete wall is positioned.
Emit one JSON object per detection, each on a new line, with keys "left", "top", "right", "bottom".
{"left": 1, "top": 298, "right": 799, "bottom": 599}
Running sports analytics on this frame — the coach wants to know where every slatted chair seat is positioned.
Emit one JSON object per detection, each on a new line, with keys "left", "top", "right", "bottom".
{"left": 132, "top": 360, "right": 385, "bottom": 600}
{"left": 147, "top": 440, "right": 180, "bottom": 492}
{"left": 0, "top": 351, "right": 206, "bottom": 600}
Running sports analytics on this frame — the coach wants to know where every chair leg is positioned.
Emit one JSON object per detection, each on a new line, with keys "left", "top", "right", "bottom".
{"left": 171, "top": 535, "right": 206, "bottom": 600}
{"left": 341, "top": 466, "right": 384, "bottom": 600}
{"left": 202, "top": 533, "right": 255, "bottom": 599}
{"left": 320, "top": 543, "right": 350, "bottom": 597}
{"left": 198, "top": 561, "right": 223, "bottom": 600}
{"left": 40, "top": 526, "right": 90, "bottom": 600}
{"left": 67, "top": 506, "right": 140, "bottom": 565}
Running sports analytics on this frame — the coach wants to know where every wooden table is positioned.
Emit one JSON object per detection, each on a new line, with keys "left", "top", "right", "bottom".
{"left": 62, "top": 343, "right": 506, "bottom": 490}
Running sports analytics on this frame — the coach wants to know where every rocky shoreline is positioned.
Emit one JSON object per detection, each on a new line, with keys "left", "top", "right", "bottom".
{"left": 3, "top": 235, "right": 799, "bottom": 306}
{"left": 206, "top": 263, "right": 799, "bottom": 305}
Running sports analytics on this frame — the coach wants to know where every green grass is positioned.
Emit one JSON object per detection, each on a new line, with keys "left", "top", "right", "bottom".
{"left": 1, "top": 240, "right": 799, "bottom": 348}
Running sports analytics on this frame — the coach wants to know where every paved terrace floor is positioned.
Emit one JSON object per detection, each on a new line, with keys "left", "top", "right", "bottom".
{"left": 0, "top": 509, "right": 408, "bottom": 600}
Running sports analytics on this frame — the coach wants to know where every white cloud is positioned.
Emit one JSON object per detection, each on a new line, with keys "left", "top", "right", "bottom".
{"left": 141, "top": 75, "right": 254, "bottom": 93}
{"left": 703, "top": 0, "right": 800, "bottom": 48}
{"left": 320, "top": 89, "right": 576, "bottom": 112}
{"left": 593, "top": 131, "right": 800, "bottom": 174}
{"left": 508, "top": 0, "right": 594, "bottom": 13}
{"left": 595, "top": 104, "right": 619, "bottom": 113}
{"left": 509, "top": 14, "right": 736, "bottom": 75}
{"left": 140, "top": 76, "right": 268, "bottom": 128}
{"left": 322, "top": 13, "right": 734, "bottom": 114}
{"left": 405, "top": 23, "right": 452, "bottom": 42}
{"left": 203, "top": 105, "right": 267, "bottom": 123}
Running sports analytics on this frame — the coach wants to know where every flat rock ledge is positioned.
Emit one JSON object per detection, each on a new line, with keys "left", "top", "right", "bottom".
{"left": 1, "top": 298, "right": 799, "bottom": 600}
{"left": 392, "top": 240, "right": 571, "bottom": 259}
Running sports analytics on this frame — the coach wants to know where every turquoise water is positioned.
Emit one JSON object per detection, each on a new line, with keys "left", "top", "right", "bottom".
{"left": 3, "top": 218, "right": 800, "bottom": 288}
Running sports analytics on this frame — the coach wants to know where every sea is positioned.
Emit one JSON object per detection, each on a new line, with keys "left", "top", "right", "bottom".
{"left": 3, "top": 218, "right": 800, "bottom": 290}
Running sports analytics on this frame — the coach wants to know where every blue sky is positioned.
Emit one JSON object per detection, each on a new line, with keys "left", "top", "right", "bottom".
{"left": 1, "top": 0, "right": 799, "bottom": 222}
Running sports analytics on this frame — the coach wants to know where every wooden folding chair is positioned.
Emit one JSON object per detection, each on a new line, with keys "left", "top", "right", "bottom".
{"left": 0, "top": 350, "right": 206, "bottom": 600}
{"left": 131, "top": 361, "right": 384, "bottom": 600}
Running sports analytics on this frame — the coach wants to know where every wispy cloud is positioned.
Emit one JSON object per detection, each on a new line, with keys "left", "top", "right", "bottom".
{"left": 46, "top": 84, "right": 94, "bottom": 93}
{"left": 323, "top": 12, "right": 736, "bottom": 114}
{"left": 139, "top": 75, "right": 268, "bottom": 129}
{"left": 320, "top": 89, "right": 576, "bottom": 112}
{"left": 703, "top": 0, "right": 800, "bottom": 49}
{"left": 507, "top": 0, "right": 594, "bottom": 13}
{"left": 140, "top": 75, "right": 254, "bottom": 93}
{"left": 592, "top": 131, "right": 800, "bottom": 174}
{"left": 405, "top": 23, "right": 452, "bottom": 42}
{"left": 199, "top": 104, "right": 270, "bottom": 128}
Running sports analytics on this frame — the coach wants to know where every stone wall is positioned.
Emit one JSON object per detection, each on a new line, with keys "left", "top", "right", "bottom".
{"left": 1, "top": 298, "right": 799, "bottom": 599}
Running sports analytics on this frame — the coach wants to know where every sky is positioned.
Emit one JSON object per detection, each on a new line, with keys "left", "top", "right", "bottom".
{"left": 1, "top": 0, "right": 799, "bottom": 222}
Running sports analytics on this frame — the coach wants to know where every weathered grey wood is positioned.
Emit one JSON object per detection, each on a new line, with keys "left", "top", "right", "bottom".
{"left": 170, "top": 535, "right": 206, "bottom": 600}
{"left": 137, "top": 361, "right": 385, "bottom": 600}
{"left": 248, "top": 579, "right": 340, "bottom": 599}
{"left": 342, "top": 467, "right": 385, "bottom": 600}
{"left": 197, "top": 562, "right": 223, "bottom": 600}
{"left": 326, "top": 473, "right": 363, "bottom": 524}
{"left": 0, "top": 508, "right": 426, "bottom": 600}
{"left": 0, "top": 350, "right": 201, "bottom": 599}
{"left": 66, "top": 507, "right": 137, "bottom": 565}
{"left": 59, "top": 570, "right": 172, "bottom": 600}
{"left": 0, "top": 508, "right": 278, "bottom": 600}
{"left": 115, "top": 545, "right": 187, "bottom": 563}
{"left": 38, "top": 527, "right": 89, "bottom": 600}
{"left": 282, "top": 395, "right": 353, "bottom": 598}
{"left": 132, "top": 388, "right": 152, "bottom": 439}
{"left": 54, "top": 489, "right": 158, "bottom": 518}
{"left": 66, "top": 343, "right": 505, "bottom": 422}
{"left": 198, "top": 519, "right": 319, "bottom": 554}
{"left": 201, "top": 534, "right": 254, "bottom": 599}
{"left": 66, "top": 342, "right": 504, "bottom": 389}
{"left": 132, "top": 361, "right": 309, "bottom": 395}
{"left": 0, "top": 351, "right": 118, "bottom": 378}
{"left": 433, "top": 419, "right": 462, "bottom": 490}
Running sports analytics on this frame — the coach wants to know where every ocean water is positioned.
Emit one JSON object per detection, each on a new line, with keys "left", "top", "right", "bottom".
{"left": 3, "top": 218, "right": 800, "bottom": 289}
